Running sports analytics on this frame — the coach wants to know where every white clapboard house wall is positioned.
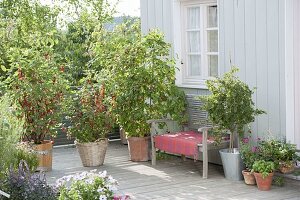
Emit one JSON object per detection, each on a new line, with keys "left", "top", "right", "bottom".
{"left": 140, "top": 0, "right": 300, "bottom": 148}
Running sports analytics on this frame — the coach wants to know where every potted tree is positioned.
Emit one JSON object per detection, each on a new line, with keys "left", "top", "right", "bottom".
{"left": 201, "top": 67, "right": 265, "bottom": 180}
{"left": 252, "top": 160, "right": 275, "bottom": 191}
{"left": 68, "top": 73, "right": 114, "bottom": 167}
{"left": 92, "top": 22, "right": 187, "bottom": 161}
{"left": 2, "top": 0, "right": 68, "bottom": 172}
{"left": 7, "top": 43, "right": 68, "bottom": 171}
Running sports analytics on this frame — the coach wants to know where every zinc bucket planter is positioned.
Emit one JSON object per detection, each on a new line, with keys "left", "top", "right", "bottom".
{"left": 127, "top": 137, "right": 150, "bottom": 161}
{"left": 32, "top": 140, "right": 53, "bottom": 172}
{"left": 254, "top": 172, "right": 274, "bottom": 191}
{"left": 76, "top": 139, "right": 108, "bottom": 167}
{"left": 219, "top": 148, "right": 245, "bottom": 181}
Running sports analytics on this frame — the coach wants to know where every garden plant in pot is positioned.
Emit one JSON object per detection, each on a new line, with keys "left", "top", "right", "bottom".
{"left": 2, "top": 0, "right": 68, "bottom": 172}
{"left": 6, "top": 40, "right": 68, "bottom": 172}
{"left": 92, "top": 22, "right": 187, "bottom": 161}
{"left": 200, "top": 67, "right": 265, "bottom": 181}
{"left": 68, "top": 73, "right": 113, "bottom": 167}
{"left": 258, "top": 139, "right": 299, "bottom": 174}
{"left": 251, "top": 160, "right": 275, "bottom": 191}
{"left": 240, "top": 136, "right": 259, "bottom": 185}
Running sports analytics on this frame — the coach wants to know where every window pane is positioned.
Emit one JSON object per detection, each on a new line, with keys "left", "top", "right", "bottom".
{"left": 208, "top": 55, "right": 218, "bottom": 77}
{"left": 187, "top": 31, "right": 201, "bottom": 53}
{"left": 207, "top": 30, "right": 218, "bottom": 52}
{"left": 188, "top": 55, "right": 201, "bottom": 76}
{"left": 187, "top": 7, "right": 200, "bottom": 29}
{"left": 208, "top": 6, "right": 218, "bottom": 28}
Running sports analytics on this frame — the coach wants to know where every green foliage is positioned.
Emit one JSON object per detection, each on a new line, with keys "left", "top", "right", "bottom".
{"left": 59, "top": 0, "right": 117, "bottom": 84}
{"left": 252, "top": 160, "right": 275, "bottom": 179}
{"left": 0, "top": 0, "right": 70, "bottom": 144}
{"left": 67, "top": 72, "right": 114, "bottom": 143}
{"left": 240, "top": 139, "right": 259, "bottom": 170}
{"left": 200, "top": 67, "right": 265, "bottom": 149}
{"left": 0, "top": 95, "right": 38, "bottom": 183}
{"left": 272, "top": 176, "right": 284, "bottom": 187}
{"left": 0, "top": 95, "right": 23, "bottom": 180}
{"left": 258, "top": 139, "right": 298, "bottom": 169}
{"left": 93, "top": 22, "right": 187, "bottom": 137}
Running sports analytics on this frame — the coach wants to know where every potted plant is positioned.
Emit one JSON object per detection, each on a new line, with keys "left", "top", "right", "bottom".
{"left": 68, "top": 73, "right": 114, "bottom": 167}
{"left": 200, "top": 67, "right": 265, "bottom": 180}
{"left": 258, "top": 139, "right": 298, "bottom": 174}
{"left": 93, "top": 23, "right": 187, "bottom": 162}
{"left": 240, "top": 136, "right": 259, "bottom": 185}
{"left": 7, "top": 40, "right": 68, "bottom": 171}
{"left": 252, "top": 160, "right": 275, "bottom": 191}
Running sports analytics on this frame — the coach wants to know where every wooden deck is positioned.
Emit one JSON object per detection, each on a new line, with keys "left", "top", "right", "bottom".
{"left": 46, "top": 141, "right": 300, "bottom": 200}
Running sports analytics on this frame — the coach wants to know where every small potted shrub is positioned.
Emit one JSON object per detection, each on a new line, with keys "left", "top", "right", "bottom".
{"left": 258, "top": 139, "right": 298, "bottom": 174}
{"left": 252, "top": 160, "right": 275, "bottom": 191}
{"left": 68, "top": 73, "right": 114, "bottom": 167}
{"left": 240, "top": 136, "right": 258, "bottom": 185}
{"left": 200, "top": 67, "right": 265, "bottom": 181}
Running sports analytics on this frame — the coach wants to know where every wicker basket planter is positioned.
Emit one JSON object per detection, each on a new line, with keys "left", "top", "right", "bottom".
{"left": 32, "top": 140, "right": 53, "bottom": 172}
{"left": 279, "top": 161, "right": 295, "bottom": 174}
{"left": 76, "top": 139, "right": 108, "bottom": 167}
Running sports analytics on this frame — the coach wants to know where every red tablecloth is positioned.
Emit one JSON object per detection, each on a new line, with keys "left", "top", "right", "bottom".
{"left": 154, "top": 131, "right": 208, "bottom": 159}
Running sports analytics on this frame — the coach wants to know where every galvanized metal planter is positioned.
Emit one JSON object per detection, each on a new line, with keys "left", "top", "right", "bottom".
{"left": 219, "top": 148, "right": 245, "bottom": 181}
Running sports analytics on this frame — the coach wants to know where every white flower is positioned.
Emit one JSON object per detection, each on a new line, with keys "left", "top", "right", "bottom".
{"left": 108, "top": 184, "right": 118, "bottom": 192}
{"left": 90, "top": 169, "right": 97, "bottom": 173}
{"left": 97, "top": 188, "right": 103, "bottom": 193}
{"left": 99, "top": 195, "right": 107, "bottom": 200}
{"left": 99, "top": 170, "right": 107, "bottom": 178}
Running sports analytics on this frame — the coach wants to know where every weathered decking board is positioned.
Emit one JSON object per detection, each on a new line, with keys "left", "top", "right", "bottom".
{"left": 47, "top": 142, "right": 300, "bottom": 200}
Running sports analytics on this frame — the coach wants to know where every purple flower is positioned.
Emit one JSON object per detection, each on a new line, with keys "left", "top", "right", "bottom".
{"left": 251, "top": 146, "right": 257, "bottom": 152}
{"left": 242, "top": 137, "right": 249, "bottom": 144}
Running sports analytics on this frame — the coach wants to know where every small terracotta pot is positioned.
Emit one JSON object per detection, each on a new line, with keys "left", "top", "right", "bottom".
{"left": 242, "top": 170, "right": 256, "bottom": 185}
{"left": 127, "top": 137, "right": 150, "bottom": 162}
{"left": 254, "top": 172, "right": 274, "bottom": 191}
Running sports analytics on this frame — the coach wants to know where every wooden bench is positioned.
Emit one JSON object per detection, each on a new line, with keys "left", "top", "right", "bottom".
{"left": 147, "top": 95, "right": 229, "bottom": 179}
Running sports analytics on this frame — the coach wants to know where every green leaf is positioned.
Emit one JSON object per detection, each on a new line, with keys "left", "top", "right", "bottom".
{"left": 1, "top": 65, "right": 7, "bottom": 72}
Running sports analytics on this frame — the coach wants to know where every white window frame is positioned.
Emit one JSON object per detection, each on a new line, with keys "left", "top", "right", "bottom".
{"left": 173, "top": 0, "right": 218, "bottom": 89}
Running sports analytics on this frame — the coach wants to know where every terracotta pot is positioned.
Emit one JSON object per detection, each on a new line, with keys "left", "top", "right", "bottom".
{"left": 32, "top": 140, "right": 53, "bottom": 171}
{"left": 254, "top": 172, "right": 274, "bottom": 191}
{"left": 127, "top": 137, "right": 150, "bottom": 161}
{"left": 76, "top": 139, "right": 108, "bottom": 167}
{"left": 242, "top": 170, "right": 256, "bottom": 185}
{"left": 279, "top": 162, "right": 295, "bottom": 174}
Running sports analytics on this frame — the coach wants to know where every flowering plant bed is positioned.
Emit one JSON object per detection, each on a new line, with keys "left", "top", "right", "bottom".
{"left": 56, "top": 170, "right": 129, "bottom": 200}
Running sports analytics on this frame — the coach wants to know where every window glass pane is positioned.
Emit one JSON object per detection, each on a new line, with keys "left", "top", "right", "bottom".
{"left": 187, "top": 7, "right": 200, "bottom": 29}
{"left": 207, "top": 30, "right": 218, "bottom": 52}
{"left": 187, "top": 31, "right": 201, "bottom": 53}
{"left": 208, "top": 6, "right": 218, "bottom": 28}
{"left": 188, "top": 55, "right": 201, "bottom": 76}
{"left": 208, "top": 55, "right": 218, "bottom": 77}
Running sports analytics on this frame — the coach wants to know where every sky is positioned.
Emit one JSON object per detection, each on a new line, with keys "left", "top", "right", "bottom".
{"left": 111, "top": 0, "right": 140, "bottom": 16}
{"left": 40, "top": 0, "right": 140, "bottom": 17}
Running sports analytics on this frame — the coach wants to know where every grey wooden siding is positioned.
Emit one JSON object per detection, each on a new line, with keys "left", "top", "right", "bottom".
{"left": 140, "top": 0, "right": 286, "bottom": 139}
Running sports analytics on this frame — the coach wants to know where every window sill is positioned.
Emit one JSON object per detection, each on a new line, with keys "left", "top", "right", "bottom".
{"left": 176, "top": 83, "right": 208, "bottom": 89}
